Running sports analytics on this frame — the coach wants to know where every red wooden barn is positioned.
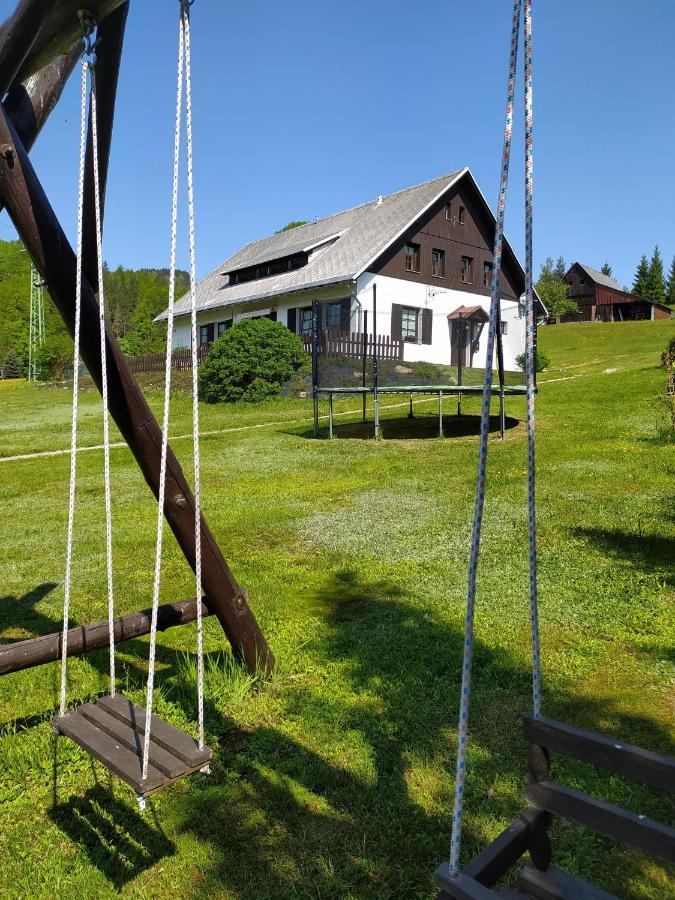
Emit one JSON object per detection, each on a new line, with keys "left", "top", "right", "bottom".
{"left": 562, "top": 262, "right": 672, "bottom": 322}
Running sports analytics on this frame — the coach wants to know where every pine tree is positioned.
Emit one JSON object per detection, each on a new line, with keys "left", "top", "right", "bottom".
{"left": 666, "top": 255, "right": 675, "bottom": 305}
{"left": 632, "top": 254, "right": 649, "bottom": 296}
{"left": 3, "top": 349, "right": 22, "bottom": 379}
{"left": 554, "top": 256, "right": 567, "bottom": 280}
{"left": 646, "top": 245, "right": 666, "bottom": 305}
{"left": 601, "top": 261, "right": 613, "bottom": 277}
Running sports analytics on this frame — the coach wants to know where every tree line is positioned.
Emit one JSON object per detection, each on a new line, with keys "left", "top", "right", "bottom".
{"left": 0, "top": 239, "right": 187, "bottom": 378}
{"left": 631, "top": 246, "right": 675, "bottom": 306}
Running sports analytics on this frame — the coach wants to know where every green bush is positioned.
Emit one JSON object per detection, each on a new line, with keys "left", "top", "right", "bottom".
{"left": 515, "top": 349, "right": 550, "bottom": 373}
{"left": 198, "top": 318, "right": 307, "bottom": 403}
{"left": 2, "top": 349, "right": 23, "bottom": 379}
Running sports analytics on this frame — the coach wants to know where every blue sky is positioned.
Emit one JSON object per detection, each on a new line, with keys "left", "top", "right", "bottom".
{"left": 1, "top": 0, "right": 674, "bottom": 289}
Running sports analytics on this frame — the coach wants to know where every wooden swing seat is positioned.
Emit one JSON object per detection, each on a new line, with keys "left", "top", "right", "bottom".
{"left": 53, "top": 693, "right": 212, "bottom": 797}
{"left": 435, "top": 715, "right": 675, "bottom": 899}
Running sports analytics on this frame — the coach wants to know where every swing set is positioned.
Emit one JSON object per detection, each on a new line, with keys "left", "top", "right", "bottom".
{"left": 0, "top": 0, "right": 273, "bottom": 804}
{"left": 0, "top": 0, "right": 672, "bottom": 889}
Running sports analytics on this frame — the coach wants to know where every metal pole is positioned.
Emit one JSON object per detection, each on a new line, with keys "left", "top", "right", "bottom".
{"left": 362, "top": 309, "right": 368, "bottom": 422}
{"left": 312, "top": 299, "right": 319, "bottom": 437}
{"left": 496, "top": 304, "right": 506, "bottom": 440}
{"left": 439, "top": 390, "right": 444, "bottom": 437}
{"left": 329, "top": 391, "right": 333, "bottom": 439}
{"left": 457, "top": 318, "right": 464, "bottom": 416}
{"left": 373, "top": 283, "right": 379, "bottom": 438}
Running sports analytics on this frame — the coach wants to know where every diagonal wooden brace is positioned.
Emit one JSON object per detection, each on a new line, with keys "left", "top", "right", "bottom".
{"left": 0, "top": 104, "right": 274, "bottom": 675}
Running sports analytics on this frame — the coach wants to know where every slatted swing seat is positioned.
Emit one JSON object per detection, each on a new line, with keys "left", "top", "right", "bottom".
{"left": 54, "top": 2, "right": 213, "bottom": 805}
{"left": 432, "top": 2, "right": 675, "bottom": 897}
{"left": 54, "top": 695, "right": 212, "bottom": 798}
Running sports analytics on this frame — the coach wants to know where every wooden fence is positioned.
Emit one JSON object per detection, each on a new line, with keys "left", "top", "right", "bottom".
{"left": 128, "top": 345, "right": 211, "bottom": 374}
{"left": 302, "top": 330, "right": 403, "bottom": 361}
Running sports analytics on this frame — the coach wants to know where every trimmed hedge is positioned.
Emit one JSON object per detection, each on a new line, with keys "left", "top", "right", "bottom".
{"left": 198, "top": 318, "right": 307, "bottom": 403}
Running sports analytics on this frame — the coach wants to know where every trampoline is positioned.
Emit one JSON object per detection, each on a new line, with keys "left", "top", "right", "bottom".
{"left": 315, "top": 383, "right": 528, "bottom": 439}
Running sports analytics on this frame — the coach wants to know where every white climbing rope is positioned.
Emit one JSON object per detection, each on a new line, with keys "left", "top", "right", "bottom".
{"left": 523, "top": 0, "right": 542, "bottom": 719}
{"left": 448, "top": 0, "right": 523, "bottom": 875}
{"left": 59, "top": 57, "right": 89, "bottom": 717}
{"left": 183, "top": 5, "right": 205, "bottom": 752}
{"left": 142, "top": 3, "right": 191, "bottom": 780}
{"left": 90, "top": 71, "right": 117, "bottom": 698}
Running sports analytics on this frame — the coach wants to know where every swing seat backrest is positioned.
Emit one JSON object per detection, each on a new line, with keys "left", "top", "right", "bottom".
{"left": 435, "top": 716, "right": 674, "bottom": 900}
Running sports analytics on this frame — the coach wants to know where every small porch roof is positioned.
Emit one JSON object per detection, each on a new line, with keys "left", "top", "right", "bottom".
{"left": 447, "top": 305, "right": 490, "bottom": 321}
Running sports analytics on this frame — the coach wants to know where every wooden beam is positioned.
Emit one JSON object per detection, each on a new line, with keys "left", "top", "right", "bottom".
{"left": 522, "top": 714, "right": 675, "bottom": 794}
{"left": 3, "top": 0, "right": 127, "bottom": 88}
{"left": 0, "top": 105, "right": 274, "bottom": 675}
{"left": 3, "top": 45, "right": 81, "bottom": 155}
{"left": 0, "top": 599, "right": 210, "bottom": 676}
{"left": 526, "top": 779, "right": 675, "bottom": 865}
{"left": 81, "top": 1, "right": 129, "bottom": 289}
{"left": 0, "top": 0, "right": 50, "bottom": 98}
{"left": 518, "top": 863, "right": 617, "bottom": 900}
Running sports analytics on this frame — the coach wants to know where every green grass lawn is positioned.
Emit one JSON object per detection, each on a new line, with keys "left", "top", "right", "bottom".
{"left": 0, "top": 320, "right": 673, "bottom": 898}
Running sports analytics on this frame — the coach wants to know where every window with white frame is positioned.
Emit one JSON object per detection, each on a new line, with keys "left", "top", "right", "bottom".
{"left": 401, "top": 306, "right": 418, "bottom": 341}
{"left": 299, "top": 307, "right": 313, "bottom": 335}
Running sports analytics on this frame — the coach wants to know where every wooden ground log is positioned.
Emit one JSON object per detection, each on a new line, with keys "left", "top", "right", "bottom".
{"left": 0, "top": 599, "right": 210, "bottom": 676}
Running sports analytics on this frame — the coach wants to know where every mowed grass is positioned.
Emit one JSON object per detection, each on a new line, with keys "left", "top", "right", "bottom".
{"left": 0, "top": 320, "right": 673, "bottom": 898}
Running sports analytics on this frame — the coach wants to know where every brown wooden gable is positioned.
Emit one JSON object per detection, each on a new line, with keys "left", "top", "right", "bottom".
{"left": 367, "top": 172, "right": 523, "bottom": 300}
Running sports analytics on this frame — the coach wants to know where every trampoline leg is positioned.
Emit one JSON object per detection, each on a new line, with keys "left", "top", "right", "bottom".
{"left": 499, "top": 388, "right": 505, "bottom": 441}
{"left": 408, "top": 392, "right": 414, "bottom": 418}
{"left": 439, "top": 391, "right": 444, "bottom": 438}
{"left": 457, "top": 392, "right": 462, "bottom": 417}
{"left": 329, "top": 392, "right": 333, "bottom": 439}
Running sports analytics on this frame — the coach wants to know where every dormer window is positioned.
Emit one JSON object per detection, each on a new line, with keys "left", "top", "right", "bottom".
{"left": 228, "top": 251, "right": 308, "bottom": 285}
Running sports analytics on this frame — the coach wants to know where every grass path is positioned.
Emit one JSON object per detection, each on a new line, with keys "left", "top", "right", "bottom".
{"left": 0, "top": 320, "right": 673, "bottom": 898}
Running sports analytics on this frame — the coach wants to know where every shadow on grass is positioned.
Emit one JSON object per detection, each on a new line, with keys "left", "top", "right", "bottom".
{"left": 0, "top": 582, "right": 58, "bottom": 642}
{"left": 166, "top": 569, "right": 673, "bottom": 898}
{"left": 572, "top": 525, "right": 674, "bottom": 587}
{"left": 295, "top": 413, "right": 520, "bottom": 441}
{"left": 5, "top": 573, "right": 673, "bottom": 896}
{"left": 49, "top": 785, "right": 176, "bottom": 889}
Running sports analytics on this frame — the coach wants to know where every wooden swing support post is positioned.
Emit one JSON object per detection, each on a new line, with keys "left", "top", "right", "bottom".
{"left": 0, "top": 0, "right": 274, "bottom": 676}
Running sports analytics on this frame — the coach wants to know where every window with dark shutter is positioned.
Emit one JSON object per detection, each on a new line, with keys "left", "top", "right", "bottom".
{"left": 483, "top": 260, "right": 492, "bottom": 288}
{"left": 339, "top": 298, "right": 351, "bottom": 332}
{"left": 390, "top": 304, "right": 403, "bottom": 342}
{"left": 326, "top": 302, "right": 341, "bottom": 330}
{"left": 421, "top": 308, "right": 433, "bottom": 344}
{"left": 199, "top": 325, "right": 210, "bottom": 346}
{"left": 458, "top": 206, "right": 466, "bottom": 225}
{"left": 286, "top": 308, "right": 297, "bottom": 332}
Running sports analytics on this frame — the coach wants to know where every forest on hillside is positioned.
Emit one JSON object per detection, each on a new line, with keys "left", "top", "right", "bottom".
{"left": 0, "top": 238, "right": 188, "bottom": 377}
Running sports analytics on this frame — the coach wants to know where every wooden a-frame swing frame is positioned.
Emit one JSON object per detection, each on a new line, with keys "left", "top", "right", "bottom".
{"left": 0, "top": 0, "right": 274, "bottom": 678}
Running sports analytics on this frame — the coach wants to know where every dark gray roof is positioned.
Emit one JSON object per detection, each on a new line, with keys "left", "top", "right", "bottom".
{"left": 576, "top": 263, "right": 623, "bottom": 291}
{"left": 157, "top": 169, "right": 467, "bottom": 320}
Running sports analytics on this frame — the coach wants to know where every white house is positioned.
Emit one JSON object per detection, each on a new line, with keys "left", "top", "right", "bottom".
{"left": 158, "top": 168, "right": 542, "bottom": 371}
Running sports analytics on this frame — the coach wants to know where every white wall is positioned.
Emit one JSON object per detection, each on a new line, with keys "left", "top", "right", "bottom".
{"left": 171, "top": 275, "right": 526, "bottom": 372}
{"left": 171, "top": 282, "right": 356, "bottom": 348}
{"left": 356, "top": 272, "right": 526, "bottom": 371}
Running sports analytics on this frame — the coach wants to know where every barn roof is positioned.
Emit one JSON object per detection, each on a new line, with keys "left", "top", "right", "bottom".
{"left": 575, "top": 263, "right": 623, "bottom": 291}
